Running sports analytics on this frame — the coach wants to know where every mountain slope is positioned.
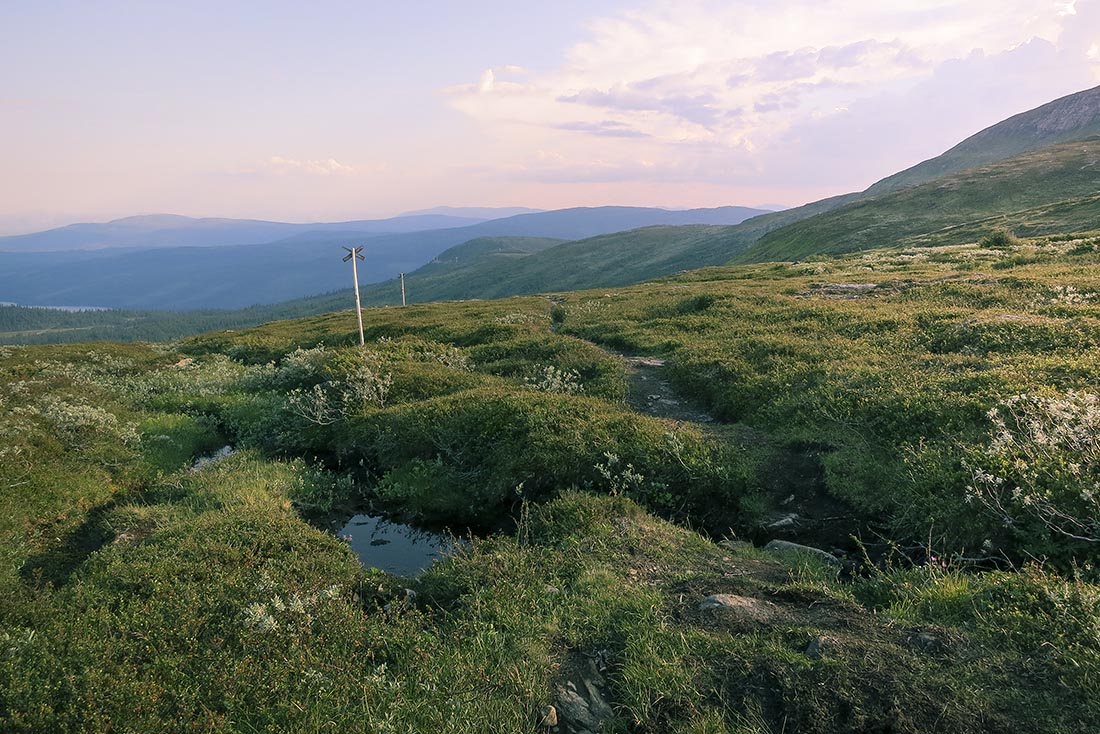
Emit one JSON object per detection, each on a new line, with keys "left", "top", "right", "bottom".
{"left": 736, "top": 136, "right": 1100, "bottom": 263}
{"left": 357, "top": 226, "right": 730, "bottom": 305}
{"left": 866, "top": 84, "right": 1100, "bottom": 196}
{"left": 346, "top": 86, "right": 1100, "bottom": 307}
{"left": 352, "top": 194, "right": 861, "bottom": 306}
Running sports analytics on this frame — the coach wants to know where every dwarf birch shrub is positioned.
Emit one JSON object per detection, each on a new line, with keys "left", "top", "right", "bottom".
{"left": 967, "top": 391, "right": 1100, "bottom": 546}
{"left": 525, "top": 364, "right": 583, "bottom": 394}
{"left": 34, "top": 396, "right": 139, "bottom": 448}
{"left": 273, "top": 345, "right": 330, "bottom": 388}
{"left": 1046, "top": 285, "right": 1097, "bottom": 305}
{"left": 285, "top": 371, "right": 392, "bottom": 426}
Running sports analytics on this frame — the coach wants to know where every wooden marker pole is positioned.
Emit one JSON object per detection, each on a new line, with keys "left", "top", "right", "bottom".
{"left": 400, "top": 272, "right": 406, "bottom": 306}
{"left": 342, "top": 246, "right": 366, "bottom": 346}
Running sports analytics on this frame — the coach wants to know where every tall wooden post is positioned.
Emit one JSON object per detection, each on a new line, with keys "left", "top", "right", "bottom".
{"left": 343, "top": 247, "right": 366, "bottom": 346}
{"left": 400, "top": 272, "right": 406, "bottom": 307}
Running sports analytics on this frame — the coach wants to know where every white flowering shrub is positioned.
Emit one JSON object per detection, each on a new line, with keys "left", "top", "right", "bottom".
{"left": 376, "top": 338, "right": 472, "bottom": 371}
{"left": 242, "top": 584, "right": 342, "bottom": 635}
{"left": 1046, "top": 285, "right": 1097, "bottom": 305}
{"left": 285, "top": 384, "right": 340, "bottom": 425}
{"left": 420, "top": 343, "right": 471, "bottom": 371}
{"left": 967, "top": 391, "right": 1100, "bottom": 543}
{"left": 525, "top": 365, "right": 583, "bottom": 395}
{"left": 343, "top": 363, "right": 394, "bottom": 408}
{"left": 595, "top": 451, "right": 646, "bottom": 496}
{"left": 494, "top": 311, "right": 548, "bottom": 325}
{"left": 30, "top": 396, "right": 139, "bottom": 448}
{"left": 285, "top": 351, "right": 392, "bottom": 425}
{"left": 113, "top": 354, "right": 247, "bottom": 402}
{"left": 274, "top": 346, "right": 330, "bottom": 387}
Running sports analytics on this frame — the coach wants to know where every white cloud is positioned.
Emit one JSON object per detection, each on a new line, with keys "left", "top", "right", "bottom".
{"left": 266, "top": 156, "right": 357, "bottom": 175}
{"left": 228, "top": 156, "right": 367, "bottom": 176}
{"left": 445, "top": 0, "right": 1100, "bottom": 194}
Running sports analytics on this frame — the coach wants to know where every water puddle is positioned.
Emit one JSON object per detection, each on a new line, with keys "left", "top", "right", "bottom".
{"left": 190, "top": 445, "right": 234, "bottom": 472}
{"left": 337, "top": 513, "right": 461, "bottom": 576}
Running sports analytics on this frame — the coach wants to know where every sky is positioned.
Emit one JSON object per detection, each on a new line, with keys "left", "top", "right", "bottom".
{"left": 1, "top": 0, "right": 1098, "bottom": 234}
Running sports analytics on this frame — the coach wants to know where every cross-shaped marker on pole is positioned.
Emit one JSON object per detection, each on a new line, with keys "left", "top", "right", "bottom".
{"left": 343, "top": 246, "right": 366, "bottom": 346}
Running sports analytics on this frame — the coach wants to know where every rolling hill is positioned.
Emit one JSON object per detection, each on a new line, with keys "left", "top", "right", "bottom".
{"left": 866, "top": 83, "right": 1100, "bottom": 196}
{"left": 736, "top": 136, "right": 1100, "bottom": 263}
{"left": 343, "top": 195, "right": 861, "bottom": 307}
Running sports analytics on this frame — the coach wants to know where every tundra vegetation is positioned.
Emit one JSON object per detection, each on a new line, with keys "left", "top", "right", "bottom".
{"left": 2, "top": 233, "right": 1100, "bottom": 732}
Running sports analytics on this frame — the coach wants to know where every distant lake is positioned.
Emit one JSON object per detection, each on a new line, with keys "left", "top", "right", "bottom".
{"left": 0, "top": 302, "right": 113, "bottom": 311}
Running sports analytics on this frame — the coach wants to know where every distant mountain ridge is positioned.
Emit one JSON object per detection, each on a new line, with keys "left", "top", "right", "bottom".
{"left": 0, "top": 213, "right": 490, "bottom": 253}
{"left": 398, "top": 206, "right": 544, "bottom": 219}
{"left": 0, "top": 205, "right": 769, "bottom": 309}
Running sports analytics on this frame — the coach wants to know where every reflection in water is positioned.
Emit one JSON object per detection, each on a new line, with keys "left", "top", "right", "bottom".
{"left": 190, "top": 445, "right": 234, "bottom": 471}
{"left": 337, "top": 514, "right": 460, "bottom": 576}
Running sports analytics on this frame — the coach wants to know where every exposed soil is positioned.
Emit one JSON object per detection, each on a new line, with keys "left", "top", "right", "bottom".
{"left": 603, "top": 343, "right": 861, "bottom": 553}
{"left": 750, "top": 444, "right": 862, "bottom": 552}
{"left": 620, "top": 353, "right": 717, "bottom": 424}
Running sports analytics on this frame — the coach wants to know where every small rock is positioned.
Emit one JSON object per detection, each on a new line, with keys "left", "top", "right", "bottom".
{"left": 805, "top": 635, "right": 831, "bottom": 659}
{"left": 369, "top": 538, "right": 391, "bottom": 546}
{"left": 700, "top": 593, "right": 748, "bottom": 611}
{"left": 764, "top": 539, "right": 840, "bottom": 566}
{"left": 907, "top": 631, "right": 943, "bottom": 653}
{"left": 698, "top": 594, "right": 776, "bottom": 623}
{"left": 544, "top": 585, "right": 560, "bottom": 594}
{"left": 556, "top": 679, "right": 614, "bottom": 734}
{"left": 764, "top": 513, "right": 800, "bottom": 530}
{"left": 539, "top": 704, "right": 558, "bottom": 727}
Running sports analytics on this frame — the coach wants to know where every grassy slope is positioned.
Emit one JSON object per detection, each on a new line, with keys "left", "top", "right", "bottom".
{"left": 866, "top": 83, "right": 1100, "bottom": 195}
{"left": 357, "top": 235, "right": 566, "bottom": 305}
{"left": 4, "top": 234, "right": 1100, "bottom": 731}
{"left": 354, "top": 194, "right": 862, "bottom": 307}
{"left": 738, "top": 137, "right": 1100, "bottom": 263}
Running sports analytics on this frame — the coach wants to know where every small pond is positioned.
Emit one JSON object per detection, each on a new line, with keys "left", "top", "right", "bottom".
{"left": 337, "top": 513, "right": 461, "bottom": 576}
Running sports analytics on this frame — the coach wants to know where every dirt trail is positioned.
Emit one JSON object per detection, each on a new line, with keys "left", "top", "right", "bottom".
{"left": 544, "top": 344, "right": 937, "bottom": 732}
{"left": 619, "top": 353, "right": 717, "bottom": 425}
{"left": 598, "top": 343, "right": 858, "bottom": 552}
